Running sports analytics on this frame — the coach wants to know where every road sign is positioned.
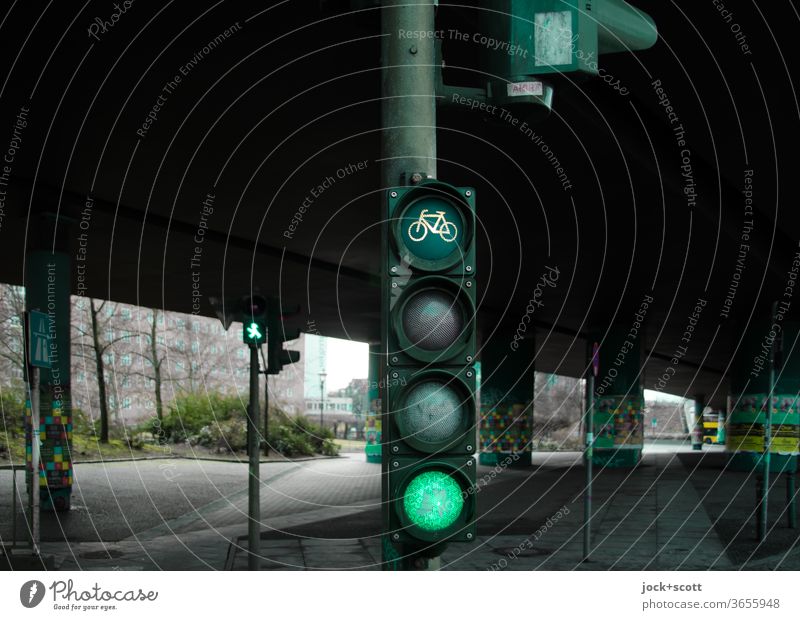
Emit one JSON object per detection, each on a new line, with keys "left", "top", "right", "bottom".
{"left": 27, "top": 310, "right": 50, "bottom": 368}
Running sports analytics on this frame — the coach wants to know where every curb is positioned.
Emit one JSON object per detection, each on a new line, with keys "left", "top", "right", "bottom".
{"left": 0, "top": 453, "right": 340, "bottom": 470}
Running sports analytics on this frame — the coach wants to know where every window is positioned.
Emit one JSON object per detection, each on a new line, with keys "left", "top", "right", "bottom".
{"left": 121, "top": 354, "right": 132, "bottom": 366}
{"left": 121, "top": 308, "right": 132, "bottom": 320}
{"left": 191, "top": 341, "right": 199, "bottom": 354}
{"left": 122, "top": 397, "right": 131, "bottom": 409}
{"left": 105, "top": 328, "right": 114, "bottom": 341}
{"left": 177, "top": 339, "right": 185, "bottom": 351}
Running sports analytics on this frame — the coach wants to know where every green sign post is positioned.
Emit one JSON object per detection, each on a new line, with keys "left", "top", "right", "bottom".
{"left": 25, "top": 309, "right": 50, "bottom": 554}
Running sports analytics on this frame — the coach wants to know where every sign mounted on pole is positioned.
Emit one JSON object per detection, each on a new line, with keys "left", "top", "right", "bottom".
{"left": 27, "top": 310, "right": 50, "bottom": 368}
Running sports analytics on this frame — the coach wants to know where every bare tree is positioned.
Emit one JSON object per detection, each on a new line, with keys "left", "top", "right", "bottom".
{"left": 170, "top": 316, "right": 234, "bottom": 395}
{"left": 129, "top": 309, "right": 168, "bottom": 421}
{"left": 72, "top": 299, "right": 134, "bottom": 443}
{"left": 0, "top": 284, "right": 26, "bottom": 381}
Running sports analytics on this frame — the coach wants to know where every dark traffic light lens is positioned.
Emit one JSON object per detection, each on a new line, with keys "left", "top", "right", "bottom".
{"left": 403, "top": 470, "right": 465, "bottom": 532}
{"left": 399, "top": 380, "right": 464, "bottom": 444}
{"left": 402, "top": 289, "right": 463, "bottom": 351}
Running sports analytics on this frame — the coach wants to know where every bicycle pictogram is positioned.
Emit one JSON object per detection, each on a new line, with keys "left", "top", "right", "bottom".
{"left": 407, "top": 209, "right": 458, "bottom": 243}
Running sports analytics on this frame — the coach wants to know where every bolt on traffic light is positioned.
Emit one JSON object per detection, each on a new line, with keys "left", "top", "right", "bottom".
{"left": 384, "top": 181, "right": 477, "bottom": 549}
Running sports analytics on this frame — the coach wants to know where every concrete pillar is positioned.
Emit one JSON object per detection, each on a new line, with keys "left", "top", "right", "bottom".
{"left": 25, "top": 248, "right": 72, "bottom": 511}
{"left": 365, "top": 343, "right": 382, "bottom": 464}
{"left": 591, "top": 326, "right": 644, "bottom": 468}
{"left": 691, "top": 395, "right": 705, "bottom": 450}
{"left": 727, "top": 316, "right": 800, "bottom": 473}
{"left": 478, "top": 333, "right": 535, "bottom": 468}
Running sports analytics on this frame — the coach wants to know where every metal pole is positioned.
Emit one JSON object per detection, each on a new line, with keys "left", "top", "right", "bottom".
{"left": 381, "top": 0, "right": 437, "bottom": 187}
{"left": 261, "top": 348, "right": 269, "bottom": 457}
{"left": 759, "top": 305, "right": 777, "bottom": 542}
{"left": 264, "top": 364, "right": 269, "bottom": 456}
{"left": 382, "top": 0, "right": 438, "bottom": 571}
{"left": 12, "top": 466, "right": 17, "bottom": 548}
{"left": 30, "top": 366, "right": 40, "bottom": 554}
{"left": 320, "top": 378, "right": 324, "bottom": 429}
{"left": 247, "top": 345, "right": 261, "bottom": 570}
{"left": 583, "top": 372, "right": 594, "bottom": 561}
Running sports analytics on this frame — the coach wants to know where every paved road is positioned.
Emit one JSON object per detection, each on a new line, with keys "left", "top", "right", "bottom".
{"left": 0, "top": 457, "right": 378, "bottom": 542}
{"left": 2, "top": 443, "right": 798, "bottom": 570}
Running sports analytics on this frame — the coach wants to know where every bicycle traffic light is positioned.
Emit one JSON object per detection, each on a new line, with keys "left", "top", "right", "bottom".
{"left": 384, "top": 181, "right": 477, "bottom": 550}
{"left": 241, "top": 295, "right": 267, "bottom": 346}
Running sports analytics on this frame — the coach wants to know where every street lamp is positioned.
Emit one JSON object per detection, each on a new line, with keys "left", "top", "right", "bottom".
{"left": 318, "top": 371, "right": 327, "bottom": 429}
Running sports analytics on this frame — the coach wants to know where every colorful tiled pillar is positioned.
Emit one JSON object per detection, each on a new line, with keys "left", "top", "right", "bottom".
{"left": 25, "top": 250, "right": 72, "bottom": 511}
{"left": 365, "top": 343, "right": 382, "bottom": 464}
{"left": 478, "top": 332, "right": 534, "bottom": 468}
{"left": 592, "top": 327, "right": 644, "bottom": 468}
{"left": 727, "top": 317, "right": 800, "bottom": 473}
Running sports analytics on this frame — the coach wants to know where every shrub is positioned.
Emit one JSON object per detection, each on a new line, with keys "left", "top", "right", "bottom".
{"left": 0, "top": 383, "right": 26, "bottom": 437}
{"left": 268, "top": 409, "right": 339, "bottom": 457}
{"left": 157, "top": 392, "right": 246, "bottom": 443}
{"left": 196, "top": 419, "right": 248, "bottom": 453}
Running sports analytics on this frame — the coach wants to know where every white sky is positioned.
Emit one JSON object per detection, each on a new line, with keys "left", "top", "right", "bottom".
{"left": 325, "top": 336, "right": 369, "bottom": 390}
{"left": 644, "top": 389, "right": 687, "bottom": 403}
{"left": 318, "top": 340, "right": 695, "bottom": 400}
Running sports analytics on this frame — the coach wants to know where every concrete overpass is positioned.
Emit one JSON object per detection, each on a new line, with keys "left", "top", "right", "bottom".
{"left": 3, "top": 2, "right": 796, "bottom": 409}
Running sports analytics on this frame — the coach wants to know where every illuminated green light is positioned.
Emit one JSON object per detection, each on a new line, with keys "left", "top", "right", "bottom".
{"left": 401, "top": 198, "right": 463, "bottom": 261}
{"left": 403, "top": 470, "right": 464, "bottom": 532}
{"left": 246, "top": 322, "right": 262, "bottom": 341}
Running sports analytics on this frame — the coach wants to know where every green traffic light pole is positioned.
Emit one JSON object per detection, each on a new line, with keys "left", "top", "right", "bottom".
{"left": 247, "top": 343, "right": 261, "bottom": 570}
{"left": 381, "top": 0, "right": 438, "bottom": 570}
{"left": 583, "top": 366, "right": 595, "bottom": 562}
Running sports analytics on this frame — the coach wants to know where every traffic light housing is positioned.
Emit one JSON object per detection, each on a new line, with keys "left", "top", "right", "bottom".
{"left": 384, "top": 181, "right": 477, "bottom": 550}
{"left": 479, "top": 0, "right": 657, "bottom": 80}
{"left": 241, "top": 295, "right": 267, "bottom": 346}
{"left": 387, "top": 184, "right": 476, "bottom": 367}
{"left": 266, "top": 300, "right": 301, "bottom": 375}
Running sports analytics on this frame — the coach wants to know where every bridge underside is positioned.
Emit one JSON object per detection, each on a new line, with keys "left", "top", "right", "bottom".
{"left": 2, "top": 2, "right": 798, "bottom": 407}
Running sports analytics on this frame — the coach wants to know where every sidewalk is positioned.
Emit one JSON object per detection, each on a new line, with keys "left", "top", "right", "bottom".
{"left": 13, "top": 448, "right": 799, "bottom": 570}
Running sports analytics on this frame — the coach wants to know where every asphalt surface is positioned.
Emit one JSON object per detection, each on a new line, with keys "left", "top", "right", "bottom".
{"left": 3, "top": 442, "right": 799, "bottom": 571}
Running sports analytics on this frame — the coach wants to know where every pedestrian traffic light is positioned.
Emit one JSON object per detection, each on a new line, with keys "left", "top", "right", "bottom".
{"left": 384, "top": 181, "right": 477, "bottom": 551}
{"left": 241, "top": 295, "right": 267, "bottom": 346}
